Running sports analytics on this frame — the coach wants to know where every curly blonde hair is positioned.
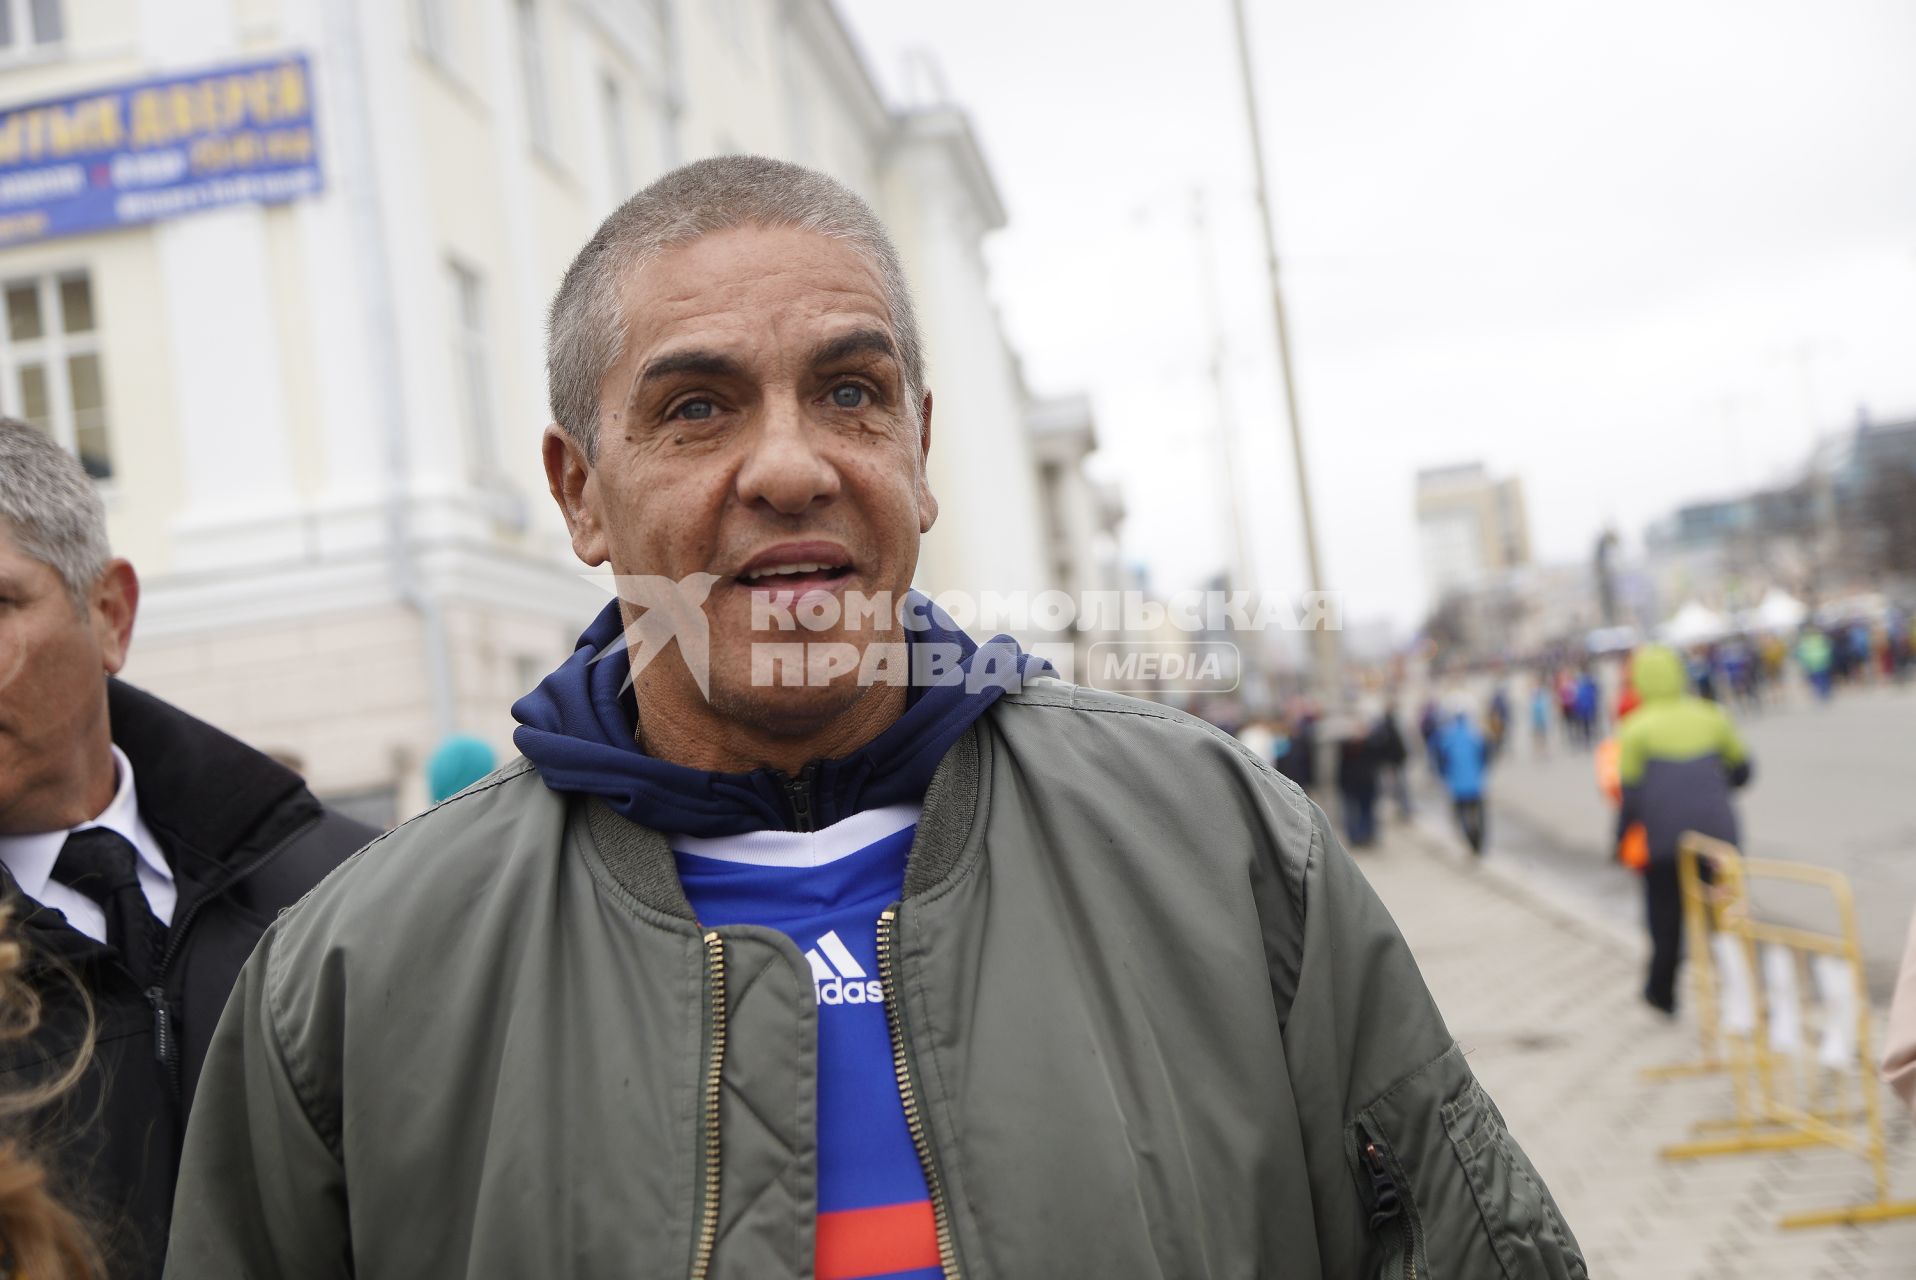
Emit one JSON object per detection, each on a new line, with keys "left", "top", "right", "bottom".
{"left": 0, "top": 910, "right": 101, "bottom": 1279}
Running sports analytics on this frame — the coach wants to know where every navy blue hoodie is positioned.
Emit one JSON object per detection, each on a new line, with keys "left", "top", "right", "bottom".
{"left": 512, "top": 595, "right": 1048, "bottom": 836}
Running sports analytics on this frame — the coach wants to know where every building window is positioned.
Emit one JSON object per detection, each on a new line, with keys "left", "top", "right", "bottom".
{"left": 447, "top": 260, "right": 497, "bottom": 483}
{"left": 601, "top": 73, "right": 632, "bottom": 198}
{"left": 0, "top": 0, "right": 63, "bottom": 55}
{"left": 1, "top": 271, "right": 111, "bottom": 479}
{"left": 514, "top": 0, "right": 554, "bottom": 155}
{"left": 412, "top": 0, "right": 451, "bottom": 70}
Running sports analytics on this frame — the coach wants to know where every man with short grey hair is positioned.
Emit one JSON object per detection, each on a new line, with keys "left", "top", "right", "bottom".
{"left": 168, "top": 157, "right": 1581, "bottom": 1279}
{"left": 0, "top": 418, "right": 373, "bottom": 1280}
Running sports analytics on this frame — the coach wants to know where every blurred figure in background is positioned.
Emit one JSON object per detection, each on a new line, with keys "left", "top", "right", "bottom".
{"left": 1721, "top": 640, "right": 1758, "bottom": 710}
{"left": 1434, "top": 702, "right": 1491, "bottom": 855}
{"left": 1572, "top": 667, "right": 1600, "bottom": 747}
{"left": 1274, "top": 705, "right": 1317, "bottom": 797}
{"left": 1485, "top": 685, "right": 1510, "bottom": 759}
{"left": 1377, "top": 704, "right": 1413, "bottom": 822}
{"left": 425, "top": 734, "right": 498, "bottom": 804}
{"left": 1797, "top": 627, "right": 1834, "bottom": 702}
{"left": 1690, "top": 645, "right": 1719, "bottom": 702}
{"left": 1334, "top": 712, "right": 1383, "bottom": 849}
{"left": 1759, "top": 631, "right": 1789, "bottom": 693}
{"left": 1615, "top": 645, "right": 1752, "bottom": 1015}
{"left": 1614, "top": 655, "right": 1642, "bottom": 722}
{"left": 1530, "top": 680, "right": 1553, "bottom": 756}
{"left": 1235, "top": 716, "right": 1277, "bottom": 767}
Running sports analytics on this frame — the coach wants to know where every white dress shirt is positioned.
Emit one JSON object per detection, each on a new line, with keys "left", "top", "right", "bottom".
{"left": 0, "top": 745, "right": 176, "bottom": 944}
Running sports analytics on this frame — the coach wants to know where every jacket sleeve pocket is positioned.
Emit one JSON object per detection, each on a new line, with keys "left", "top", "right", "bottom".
{"left": 1440, "top": 1076, "right": 1585, "bottom": 1279}
{"left": 1356, "top": 1044, "right": 1586, "bottom": 1280}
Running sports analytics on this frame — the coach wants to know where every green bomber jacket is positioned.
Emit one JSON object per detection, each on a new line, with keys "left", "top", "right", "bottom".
{"left": 164, "top": 680, "right": 1585, "bottom": 1279}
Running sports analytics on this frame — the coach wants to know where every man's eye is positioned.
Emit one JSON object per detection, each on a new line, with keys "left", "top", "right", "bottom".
{"left": 673, "top": 398, "right": 716, "bottom": 421}
{"left": 830, "top": 384, "right": 867, "bottom": 409}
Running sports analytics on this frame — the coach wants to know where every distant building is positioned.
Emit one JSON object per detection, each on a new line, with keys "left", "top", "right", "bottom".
{"left": 1025, "top": 392, "right": 1125, "bottom": 678}
{"left": 1415, "top": 463, "right": 1531, "bottom": 598}
{"left": 0, "top": 0, "right": 1112, "bottom": 821}
{"left": 1641, "top": 410, "right": 1916, "bottom": 608}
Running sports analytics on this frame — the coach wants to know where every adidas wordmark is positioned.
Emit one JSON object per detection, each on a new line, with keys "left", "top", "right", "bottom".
{"left": 804, "top": 930, "right": 884, "bottom": 1007}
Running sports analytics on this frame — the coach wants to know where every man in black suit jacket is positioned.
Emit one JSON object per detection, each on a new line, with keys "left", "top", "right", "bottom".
{"left": 0, "top": 418, "right": 374, "bottom": 1278}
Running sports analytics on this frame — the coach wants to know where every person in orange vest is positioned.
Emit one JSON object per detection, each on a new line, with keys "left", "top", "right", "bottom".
{"left": 1614, "top": 654, "right": 1641, "bottom": 722}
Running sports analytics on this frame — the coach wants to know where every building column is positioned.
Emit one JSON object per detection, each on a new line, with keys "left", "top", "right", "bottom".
{"left": 140, "top": 0, "right": 301, "bottom": 570}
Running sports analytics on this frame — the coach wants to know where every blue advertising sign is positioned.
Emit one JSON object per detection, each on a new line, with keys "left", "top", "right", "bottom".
{"left": 0, "top": 53, "right": 321, "bottom": 248}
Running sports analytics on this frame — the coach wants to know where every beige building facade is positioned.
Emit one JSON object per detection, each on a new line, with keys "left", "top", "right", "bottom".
{"left": 1415, "top": 462, "right": 1532, "bottom": 600}
{"left": 0, "top": 0, "right": 1113, "bottom": 822}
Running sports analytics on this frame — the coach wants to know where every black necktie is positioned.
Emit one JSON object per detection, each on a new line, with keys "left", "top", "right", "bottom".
{"left": 50, "top": 827, "right": 164, "bottom": 984}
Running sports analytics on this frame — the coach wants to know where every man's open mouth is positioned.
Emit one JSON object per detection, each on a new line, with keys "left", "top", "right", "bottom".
{"left": 737, "top": 561, "right": 854, "bottom": 589}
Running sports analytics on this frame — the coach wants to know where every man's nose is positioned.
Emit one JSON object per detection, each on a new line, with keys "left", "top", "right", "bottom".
{"left": 736, "top": 392, "right": 841, "bottom": 515}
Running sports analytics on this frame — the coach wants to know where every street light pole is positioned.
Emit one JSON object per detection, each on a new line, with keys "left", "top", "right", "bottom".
{"left": 1227, "top": 0, "right": 1342, "bottom": 707}
{"left": 1191, "top": 188, "right": 1267, "bottom": 706}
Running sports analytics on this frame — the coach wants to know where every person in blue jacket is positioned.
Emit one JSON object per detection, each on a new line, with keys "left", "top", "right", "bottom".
{"left": 1433, "top": 703, "right": 1491, "bottom": 855}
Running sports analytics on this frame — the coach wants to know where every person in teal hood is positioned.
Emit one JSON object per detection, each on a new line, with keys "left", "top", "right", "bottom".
{"left": 1616, "top": 644, "right": 1752, "bottom": 1013}
{"left": 425, "top": 734, "right": 498, "bottom": 804}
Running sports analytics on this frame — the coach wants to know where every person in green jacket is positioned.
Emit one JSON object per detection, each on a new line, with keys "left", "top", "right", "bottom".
{"left": 1616, "top": 645, "right": 1753, "bottom": 1014}
{"left": 164, "top": 157, "right": 1582, "bottom": 1280}
{"left": 1797, "top": 628, "right": 1835, "bottom": 701}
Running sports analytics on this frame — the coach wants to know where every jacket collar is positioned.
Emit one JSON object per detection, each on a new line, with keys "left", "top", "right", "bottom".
{"left": 582, "top": 718, "right": 990, "bottom": 924}
{"left": 514, "top": 594, "right": 1043, "bottom": 838}
{"left": 106, "top": 678, "right": 315, "bottom": 883}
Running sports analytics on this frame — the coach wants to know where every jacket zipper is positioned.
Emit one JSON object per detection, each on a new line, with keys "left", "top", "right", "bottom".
{"left": 690, "top": 930, "right": 728, "bottom": 1280}
{"left": 783, "top": 765, "right": 819, "bottom": 832}
{"left": 149, "top": 812, "right": 323, "bottom": 1100}
{"left": 877, "top": 908, "right": 961, "bottom": 1278}
{"left": 1361, "top": 1134, "right": 1416, "bottom": 1280}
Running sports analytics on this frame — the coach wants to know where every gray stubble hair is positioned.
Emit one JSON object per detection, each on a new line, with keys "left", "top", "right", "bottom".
{"left": 546, "top": 155, "right": 926, "bottom": 462}
{"left": 0, "top": 417, "right": 109, "bottom": 610}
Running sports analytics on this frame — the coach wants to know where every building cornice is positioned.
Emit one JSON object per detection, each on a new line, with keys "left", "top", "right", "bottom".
{"left": 135, "top": 539, "right": 606, "bottom": 639}
{"left": 891, "top": 106, "right": 1008, "bottom": 233}
{"left": 790, "top": 0, "right": 892, "bottom": 140}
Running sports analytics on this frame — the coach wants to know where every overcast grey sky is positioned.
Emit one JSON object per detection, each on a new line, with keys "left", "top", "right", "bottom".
{"left": 840, "top": 0, "right": 1916, "bottom": 631}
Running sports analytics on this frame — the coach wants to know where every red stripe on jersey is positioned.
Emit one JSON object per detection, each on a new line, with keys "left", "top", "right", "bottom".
{"left": 815, "top": 1200, "right": 941, "bottom": 1279}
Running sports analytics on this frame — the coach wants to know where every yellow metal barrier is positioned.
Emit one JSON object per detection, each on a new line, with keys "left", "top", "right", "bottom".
{"left": 1657, "top": 833, "right": 1916, "bottom": 1229}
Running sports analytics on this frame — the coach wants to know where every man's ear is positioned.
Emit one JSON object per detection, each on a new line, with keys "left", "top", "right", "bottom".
{"left": 916, "top": 391, "right": 938, "bottom": 534}
{"left": 91, "top": 558, "right": 138, "bottom": 675}
{"left": 543, "top": 425, "right": 610, "bottom": 566}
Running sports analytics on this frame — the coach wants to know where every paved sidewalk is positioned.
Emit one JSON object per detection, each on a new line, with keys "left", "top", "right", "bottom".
{"left": 1357, "top": 822, "right": 1916, "bottom": 1279}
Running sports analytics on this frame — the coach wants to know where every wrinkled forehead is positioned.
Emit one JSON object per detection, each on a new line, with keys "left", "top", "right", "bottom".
{"left": 616, "top": 224, "right": 896, "bottom": 360}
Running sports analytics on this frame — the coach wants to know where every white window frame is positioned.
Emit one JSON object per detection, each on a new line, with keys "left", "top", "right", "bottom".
{"left": 0, "top": 269, "right": 110, "bottom": 481}
{"left": 447, "top": 258, "right": 498, "bottom": 485}
{"left": 0, "top": 0, "right": 64, "bottom": 62}
{"left": 601, "top": 71, "right": 632, "bottom": 199}
{"left": 412, "top": 0, "right": 453, "bottom": 72}
{"left": 514, "top": 0, "right": 555, "bottom": 158}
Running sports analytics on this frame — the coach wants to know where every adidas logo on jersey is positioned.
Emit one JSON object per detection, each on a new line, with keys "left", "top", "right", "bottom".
{"left": 804, "top": 931, "right": 884, "bottom": 1007}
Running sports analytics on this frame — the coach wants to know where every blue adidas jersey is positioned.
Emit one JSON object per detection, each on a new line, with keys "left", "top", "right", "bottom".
{"left": 673, "top": 807, "right": 942, "bottom": 1280}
